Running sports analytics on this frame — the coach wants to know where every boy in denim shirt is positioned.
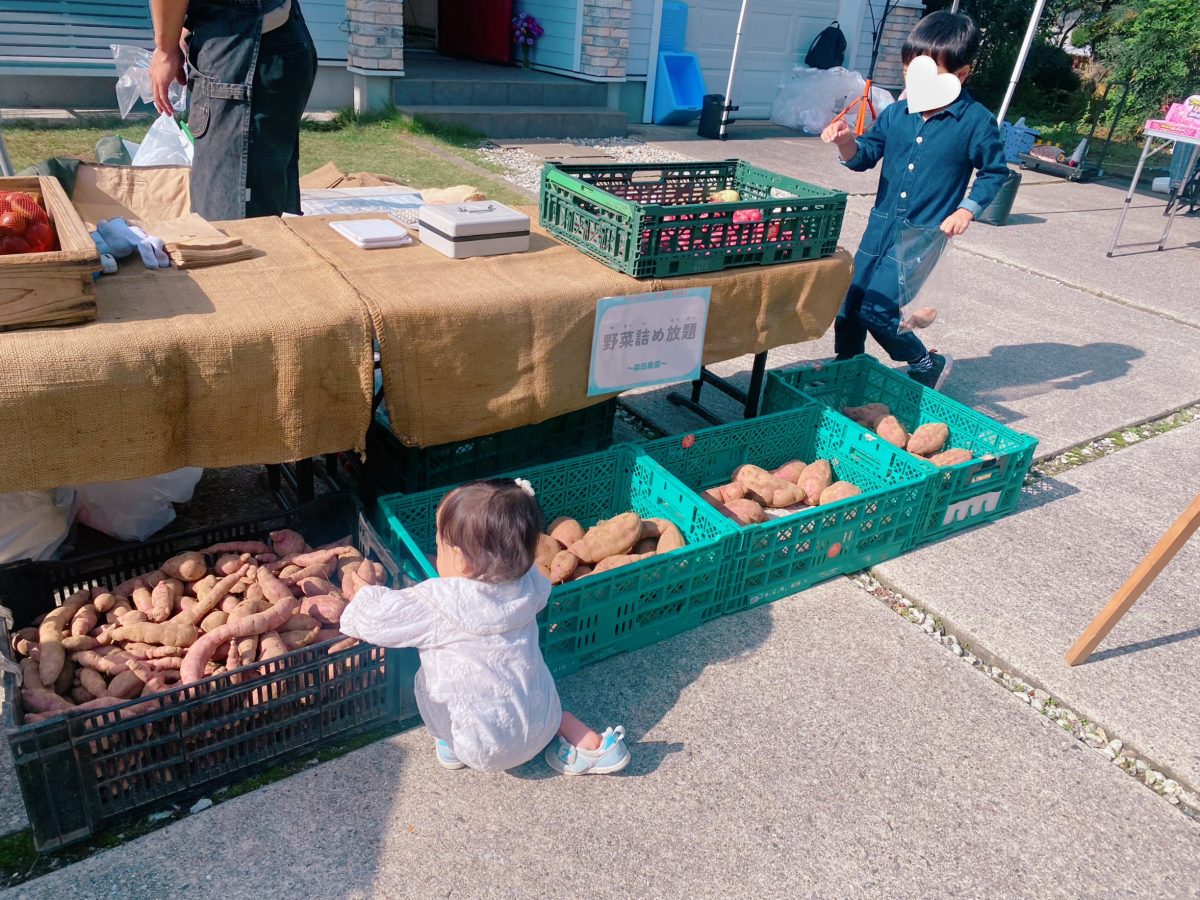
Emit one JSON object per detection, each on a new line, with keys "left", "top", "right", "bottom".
{"left": 821, "top": 11, "right": 1009, "bottom": 389}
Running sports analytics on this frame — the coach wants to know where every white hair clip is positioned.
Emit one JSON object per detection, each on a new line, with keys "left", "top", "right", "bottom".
{"left": 514, "top": 478, "right": 536, "bottom": 498}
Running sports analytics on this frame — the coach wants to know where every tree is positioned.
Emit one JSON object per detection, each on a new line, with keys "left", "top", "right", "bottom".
{"left": 1045, "top": 0, "right": 1120, "bottom": 50}
{"left": 1091, "top": 0, "right": 1200, "bottom": 106}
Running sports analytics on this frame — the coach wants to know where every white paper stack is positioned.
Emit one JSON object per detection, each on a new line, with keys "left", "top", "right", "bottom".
{"left": 330, "top": 218, "right": 413, "bottom": 249}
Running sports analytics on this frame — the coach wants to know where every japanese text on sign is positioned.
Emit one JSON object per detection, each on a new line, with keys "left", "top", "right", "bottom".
{"left": 588, "top": 287, "right": 711, "bottom": 395}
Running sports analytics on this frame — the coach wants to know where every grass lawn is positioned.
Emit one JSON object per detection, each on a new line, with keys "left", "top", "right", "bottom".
{"left": 3, "top": 112, "right": 530, "bottom": 206}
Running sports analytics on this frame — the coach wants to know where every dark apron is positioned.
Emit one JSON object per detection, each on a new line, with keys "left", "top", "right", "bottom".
{"left": 186, "top": 0, "right": 316, "bottom": 220}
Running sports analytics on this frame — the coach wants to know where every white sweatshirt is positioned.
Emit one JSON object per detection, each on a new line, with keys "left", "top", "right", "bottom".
{"left": 340, "top": 569, "right": 562, "bottom": 772}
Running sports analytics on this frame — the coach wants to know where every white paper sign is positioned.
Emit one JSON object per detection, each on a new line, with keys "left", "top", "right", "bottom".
{"left": 588, "top": 287, "right": 711, "bottom": 395}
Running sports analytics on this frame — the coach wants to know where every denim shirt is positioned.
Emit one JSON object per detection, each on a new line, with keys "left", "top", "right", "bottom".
{"left": 843, "top": 90, "right": 1009, "bottom": 227}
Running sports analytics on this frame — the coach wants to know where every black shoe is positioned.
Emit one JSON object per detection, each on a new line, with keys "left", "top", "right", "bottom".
{"left": 908, "top": 352, "right": 953, "bottom": 391}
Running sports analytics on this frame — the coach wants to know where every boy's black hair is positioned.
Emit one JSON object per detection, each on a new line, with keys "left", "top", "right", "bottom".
{"left": 902, "top": 11, "right": 981, "bottom": 72}
{"left": 437, "top": 479, "right": 544, "bottom": 584}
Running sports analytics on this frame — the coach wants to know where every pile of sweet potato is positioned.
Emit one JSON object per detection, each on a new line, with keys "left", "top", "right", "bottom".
{"left": 9, "top": 530, "right": 385, "bottom": 725}
{"left": 534, "top": 513, "right": 687, "bottom": 584}
{"left": 842, "top": 403, "right": 974, "bottom": 467}
{"left": 701, "top": 460, "right": 862, "bottom": 526}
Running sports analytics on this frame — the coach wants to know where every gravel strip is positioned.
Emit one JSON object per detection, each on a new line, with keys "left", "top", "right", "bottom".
{"left": 477, "top": 137, "right": 697, "bottom": 195}
{"left": 1032, "top": 404, "right": 1200, "bottom": 479}
{"left": 848, "top": 572, "right": 1200, "bottom": 821}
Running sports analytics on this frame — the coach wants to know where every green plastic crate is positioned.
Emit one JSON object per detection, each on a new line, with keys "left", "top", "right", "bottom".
{"left": 642, "top": 404, "right": 929, "bottom": 611}
{"left": 763, "top": 357, "right": 1038, "bottom": 544}
{"left": 540, "top": 159, "right": 847, "bottom": 278}
{"left": 376, "top": 445, "right": 738, "bottom": 678}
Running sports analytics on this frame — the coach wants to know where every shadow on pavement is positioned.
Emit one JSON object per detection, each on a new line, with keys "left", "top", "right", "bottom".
{"left": 1085, "top": 625, "right": 1200, "bottom": 664}
{"left": 1019, "top": 476, "right": 1080, "bottom": 512}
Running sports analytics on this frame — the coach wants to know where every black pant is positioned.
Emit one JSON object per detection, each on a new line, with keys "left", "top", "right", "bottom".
{"left": 247, "top": 13, "right": 317, "bottom": 217}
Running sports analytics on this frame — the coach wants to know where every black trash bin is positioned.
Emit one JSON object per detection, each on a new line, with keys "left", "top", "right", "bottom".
{"left": 698, "top": 93, "right": 731, "bottom": 140}
{"left": 976, "top": 170, "right": 1021, "bottom": 226}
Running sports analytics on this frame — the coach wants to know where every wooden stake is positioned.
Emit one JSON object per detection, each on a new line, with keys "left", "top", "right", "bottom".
{"left": 1065, "top": 494, "right": 1200, "bottom": 666}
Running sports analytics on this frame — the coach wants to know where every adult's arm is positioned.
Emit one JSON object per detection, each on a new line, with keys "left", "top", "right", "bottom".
{"left": 149, "top": 0, "right": 189, "bottom": 115}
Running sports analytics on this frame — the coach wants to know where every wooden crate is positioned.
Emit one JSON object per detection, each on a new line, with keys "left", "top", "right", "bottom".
{"left": 0, "top": 176, "right": 100, "bottom": 331}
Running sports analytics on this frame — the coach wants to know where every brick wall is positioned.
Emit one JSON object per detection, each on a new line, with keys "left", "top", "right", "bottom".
{"left": 580, "top": 0, "right": 631, "bottom": 79}
{"left": 346, "top": 0, "right": 404, "bottom": 72}
{"left": 872, "top": 5, "right": 923, "bottom": 91}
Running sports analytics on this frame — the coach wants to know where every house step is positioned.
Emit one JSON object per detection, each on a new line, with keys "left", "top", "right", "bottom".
{"left": 398, "top": 105, "right": 627, "bottom": 139}
{"left": 393, "top": 76, "right": 608, "bottom": 109}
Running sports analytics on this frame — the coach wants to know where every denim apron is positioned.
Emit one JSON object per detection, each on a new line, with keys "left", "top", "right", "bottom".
{"left": 186, "top": 0, "right": 315, "bottom": 220}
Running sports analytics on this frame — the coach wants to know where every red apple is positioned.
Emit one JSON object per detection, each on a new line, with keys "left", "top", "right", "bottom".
{"left": 8, "top": 192, "right": 48, "bottom": 225}
{"left": 24, "top": 221, "right": 55, "bottom": 252}
{"left": 0, "top": 234, "right": 31, "bottom": 255}
{"left": 0, "top": 210, "right": 26, "bottom": 236}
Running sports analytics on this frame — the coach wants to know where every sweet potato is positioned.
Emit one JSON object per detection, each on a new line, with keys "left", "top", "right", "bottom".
{"left": 702, "top": 482, "right": 748, "bottom": 507}
{"left": 549, "top": 550, "right": 580, "bottom": 585}
{"left": 118, "top": 610, "right": 149, "bottom": 627}
{"left": 718, "top": 499, "right": 766, "bottom": 526}
{"left": 591, "top": 552, "right": 653, "bottom": 574}
{"left": 221, "top": 595, "right": 243, "bottom": 614}
{"left": 843, "top": 403, "right": 891, "bottom": 428}
{"left": 21, "top": 687, "right": 74, "bottom": 714}
{"left": 62, "top": 635, "right": 99, "bottom": 652}
{"left": 281, "top": 562, "right": 336, "bottom": 586}
{"left": 72, "top": 687, "right": 97, "bottom": 705}
{"left": 106, "top": 622, "right": 199, "bottom": 648}
{"left": 929, "top": 448, "right": 973, "bottom": 467}
{"left": 161, "top": 552, "right": 207, "bottom": 582}
{"left": 654, "top": 521, "right": 686, "bottom": 554}
{"left": 174, "top": 565, "right": 249, "bottom": 627}
{"left": 225, "top": 639, "right": 241, "bottom": 677}
{"left": 149, "top": 579, "right": 182, "bottom": 623}
{"left": 92, "top": 592, "right": 119, "bottom": 614}
{"left": 180, "top": 594, "right": 299, "bottom": 683}
{"left": 214, "top": 554, "right": 248, "bottom": 577}
{"left": 819, "top": 481, "right": 862, "bottom": 505}
{"left": 142, "top": 656, "right": 184, "bottom": 671}
{"left": 328, "top": 637, "right": 358, "bottom": 654}
{"left": 875, "top": 415, "right": 909, "bottom": 449}
{"left": 569, "top": 512, "right": 641, "bottom": 564}
{"left": 772, "top": 460, "right": 809, "bottom": 483}
{"left": 297, "top": 576, "right": 340, "bottom": 598}
{"left": 230, "top": 599, "right": 271, "bottom": 621}
{"left": 570, "top": 563, "right": 593, "bottom": 580}
{"left": 202, "top": 540, "right": 269, "bottom": 555}
{"left": 200, "top": 611, "right": 228, "bottom": 633}
{"left": 547, "top": 517, "right": 585, "bottom": 547}
{"left": 123, "top": 643, "right": 188, "bottom": 660}
{"left": 106, "top": 599, "right": 133, "bottom": 623}
{"left": 11, "top": 627, "right": 38, "bottom": 657}
{"left": 38, "top": 587, "right": 90, "bottom": 687}
{"left": 283, "top": 613, "right": 321, "bottom": 632}
{"left": 72, "top": 648, "right": 132, "bottom": 677}
{"left": 258, "top": 631, "right": 289, "bottom": 662}
{"left": 536, "top": 534, "right": 564, "bottom": 569}
{"left": 286, "top": 546, "right": 357, "bottom": 570}
{"left": 732, "top": 465, "right": 801, "bottom": 508}
{"left": 797, "top": 460, "right": 833, "bottom": 506}
{"left": 131, "top": 585, "right": 154, "bottom": 616}
{"left": 106, "top": 669, "right": 145, "bottom": 700}
{"left": 71, "top": 604, "right": 99, "bottom": 637}
{"left": 19, "top": 658, "right": 43, "bottom": 689}
{"left": 907, "top": 422, "right": 949, "bottom": 457}
{"left": 299, "top": 595, "right": 347, "bottom": 626}
{"left": 270, "top": 529, "right": 307, "bottom": 557}
{"left": 79, "top": 668, "right": 108, "bottom": 698}
{"left": 906, "top": 306, "right": 938, "bottom": 329}
{"left": 633, "top": 537, "right": 658, "bottom": 556}
{"left": 236, "top": 635, "right": 259, "bottom": 668}
{"left": 114, "top": 570, "right": 162, "bottom": 597}
{"left": 53, "top": 660, "right": 76, "bottom": 696}
{"left": 281, "top": 627, "right": 321, "bottom": 650}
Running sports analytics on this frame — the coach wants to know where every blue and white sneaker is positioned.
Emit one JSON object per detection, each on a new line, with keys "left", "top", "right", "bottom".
{"left": 435, "top": 738, "right": 465, "bottom": 770}
{"left": 545, "top": 726, "right": 630, "bottom": 776}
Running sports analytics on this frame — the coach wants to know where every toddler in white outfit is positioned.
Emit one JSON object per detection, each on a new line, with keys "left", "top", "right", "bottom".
{"left": 341, "top": 478, "right": 630, "bottom": 775}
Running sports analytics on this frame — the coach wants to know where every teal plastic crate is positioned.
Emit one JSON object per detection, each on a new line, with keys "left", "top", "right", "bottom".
{"left": 763, "top": 357, "right": 1038, "bottom": 544}
{"left": 642, "top": 404, "right": 929, "bottom": 611}
{"left": 376, "top": 445, "right": 738, "bottom": 678}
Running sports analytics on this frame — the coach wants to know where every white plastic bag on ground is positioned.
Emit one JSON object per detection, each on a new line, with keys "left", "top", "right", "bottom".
{"left": 112, "top": 44, "right": 186, "bottom": 119}
{"left": 0, "top": 490, "right": 76, "bottom": 563}
{"left": 75, "top": 468, "right": 203, "bottom": 542}
{"left": 770, "top": 66, "right": 894, "bottom": 134}
{"left": 132, "top": 114, "right": 194, "bottom": 167}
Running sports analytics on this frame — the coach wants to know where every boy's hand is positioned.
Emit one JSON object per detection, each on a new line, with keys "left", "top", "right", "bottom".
{"left": 940, "top": 208, "right": 973, "bottom": 236}
{"left": 821, "top": 119, "right": 858, "bottom": 161}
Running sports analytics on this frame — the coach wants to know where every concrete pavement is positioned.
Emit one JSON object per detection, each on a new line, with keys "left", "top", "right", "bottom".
{"left": 8, "top": 580, "right": 1199, "bottom": 899}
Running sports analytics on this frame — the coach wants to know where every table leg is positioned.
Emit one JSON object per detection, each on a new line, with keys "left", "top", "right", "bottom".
{"left": 666, "top": 352, "right": 769, "bottom": 425}
{"left": 1158, "top": 148, "right": 1200, "bottom": 250}
{"left": 1107, "top": 136, "right": 1156, "bottom": 257}
{"left": 295, "top": 458, "right": 315, "bottom": 504}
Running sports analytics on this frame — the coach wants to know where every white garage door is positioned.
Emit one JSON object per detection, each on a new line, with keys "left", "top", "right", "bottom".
{"left": 686, "top": 0, "right": 838, "bottom": 118}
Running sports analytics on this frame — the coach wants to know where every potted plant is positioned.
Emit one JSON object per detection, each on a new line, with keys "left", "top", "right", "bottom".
{"left": 512, "top": 12, "right": 544, "bottom": 69}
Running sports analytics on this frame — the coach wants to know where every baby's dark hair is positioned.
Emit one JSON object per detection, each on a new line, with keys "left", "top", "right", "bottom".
{"left": 902, "top": 11, "right": 981, "bottom": 72}
{"left": 437, "top": 479, "right": 544, "bottom": 584}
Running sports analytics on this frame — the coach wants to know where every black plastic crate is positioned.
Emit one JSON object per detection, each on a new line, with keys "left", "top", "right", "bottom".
{"left": 0, "top": 493, "right": 418, "bottom": 851}
{"left": 346, "top": 399, "right": 617, "bottom": 498}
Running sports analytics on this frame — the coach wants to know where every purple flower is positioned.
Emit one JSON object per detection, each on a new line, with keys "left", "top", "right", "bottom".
{"left": 526, "top": 36, "right": 533, "bottom": 44}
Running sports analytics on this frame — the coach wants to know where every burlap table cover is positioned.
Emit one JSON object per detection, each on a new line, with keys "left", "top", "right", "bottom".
{"left": 286, "top": 213, "right": 852, "bottom": 448}
{"left": 0, "top": 218, "right": 374, "bottom": 493}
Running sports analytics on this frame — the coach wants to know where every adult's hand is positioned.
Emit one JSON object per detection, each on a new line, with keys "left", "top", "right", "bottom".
{"left": 150, "top": 43, "right": 186, "bottom": 116}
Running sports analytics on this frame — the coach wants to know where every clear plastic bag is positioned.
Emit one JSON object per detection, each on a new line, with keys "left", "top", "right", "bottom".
{"left": 112, "top": 44, "right": 187, "bottom": 119}
{"left": 896, "top": 222, "right": 963, "bottom": 339}
{"left": 131, "top": 114, "right": 194, "bottom": 167}
{"left": 75, "top": 468, "right": 203, "bottom": 542}
{"left": 770, "top": 66, "right": 894, "bottom": 134}
{"left": 0, "top": 490, "right": 76, "bottom": 564}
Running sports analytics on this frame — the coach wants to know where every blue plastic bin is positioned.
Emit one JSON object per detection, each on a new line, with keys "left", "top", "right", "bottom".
{"left": 659, "top": 1, "right": 688, "bottom": 53}
{"left": 1002, "top": 118, "right": 1039, "bottom": 163}
{"left": 653, "top": 51, "right": 705, "bottom": 126}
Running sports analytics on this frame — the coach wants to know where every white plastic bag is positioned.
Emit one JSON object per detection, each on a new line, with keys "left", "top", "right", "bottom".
{"left": 75, "top": 468, "right": 203, "bottom": 542}
{"left": 896, "top": 223, "right": 964, "bottom": 341}
{"left": 132, "top": 114, "right": 194, "bottom": 167}
{"left": 112, "top": 44, "right": 186, "bottom": 119}
{"left": 770, "top": 66, "right": 894, "bottom": 134}
{"left": 0, "top": 490, "right": 76, "bottom": 564}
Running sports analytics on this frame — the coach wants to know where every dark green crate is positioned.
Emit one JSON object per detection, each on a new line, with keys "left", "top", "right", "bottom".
{"left": 642, "top": 404, "right": 929, "bottom": 611}
{"left": 377, "top": 445, "right": 738, "bottom": 678}
{"left": 0, "top": 494, "right": 418, "bottom": 852}
{"left": 352, "top": 399, "right": 616, "bottom": 497}
{"left": 540, "top": 159, "right": 847, "bottom": 278}
{"left": 763, "top": 357, "right": 1038, "bottom": 544}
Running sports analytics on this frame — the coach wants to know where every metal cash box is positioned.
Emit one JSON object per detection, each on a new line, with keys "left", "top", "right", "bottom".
{"left": 418, "top": 201, "right": 531, "bottom": 259}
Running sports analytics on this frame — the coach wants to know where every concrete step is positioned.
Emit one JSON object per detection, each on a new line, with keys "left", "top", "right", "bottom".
{"left": 393, "top": 77, "right": 607, "bottom": 108}
{"left": 398, "top": 105, "right": 627, "bottom": 139}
